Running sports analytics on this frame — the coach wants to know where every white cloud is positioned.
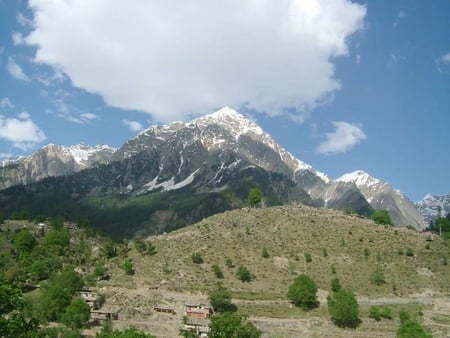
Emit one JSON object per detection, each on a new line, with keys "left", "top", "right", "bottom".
{"left": 25, "top": 0, "right": 366, "bottom": 122}
{"left": 12, "top": 32, "right": 24, "bottom": 45}
{"left": 317, "top": 121, "right": 366, "bottom": 155}
{"left": 123, "top": 119, "right": 144, "bottom": 132}
{"left": 17, "top": 12, "right": 32, "bottom": 27}
{"left": 394, "top": 10, "right": 406, "bottom": 28}
{"left": 441, "top": 53, "right": 450, "bottom": 63}
{"left": 80, "top": 112, "right": 97, "bottom": 121}
{"left": 0, "top": 112, "right": 47, "bottom": 150}
{"left": 7, "top": 57, "right": 30, "bottom": 81}
{"left": 0, "top": 98, "right": 14, "bottom": 109}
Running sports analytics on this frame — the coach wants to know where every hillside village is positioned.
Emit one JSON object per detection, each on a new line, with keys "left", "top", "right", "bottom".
{"left": 1, "top": 205, "right": 449, "bottom": 337}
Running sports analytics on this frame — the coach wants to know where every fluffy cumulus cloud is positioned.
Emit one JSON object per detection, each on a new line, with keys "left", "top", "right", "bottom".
{"left": 24, "top": 0, "right": 366, "bottom": 122}
{"left": 317, "top": 121, "right": 366, "bottom": 155}
{"left": 7, "top": 57, "right": 30, "bottom": 82}
{"left": 0, "top": 112, "right": 47, "bottom": 150}
{"left": 123, "top": 119, "right": 144, "bottom": 132}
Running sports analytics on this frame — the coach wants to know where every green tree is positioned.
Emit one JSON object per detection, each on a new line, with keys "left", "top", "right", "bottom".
{"left": 36, "top": 269, "right": 84, "bottom": 321}
{"left": 42, "top": 228, "right": 70, "bottom": 255}
{"left": 396, "top": 319, "right": 432, "bottom": 338}
{"left": 247, "top": 188, "right": 263, "bottom": 207}
{"left": 96, "top": 321, "right": 156, "bottom": 338}
{"left": 287, "top": 274, "right": 318, "bottom": 310}
{"left": 327, "top": 289, "right": 360, "bottom": 328}
{"left": 0, "top": 279, "right": 39, "bottom": 337}
{"left": 208, "top": 312, "right": 261, "bottom": 338}
{"left": 191, "top": 252, "right": 203, "bottom": 264}
{"left": 371, "top": 210, "right": 392, "bottom": 226}
{"left": 14, "top": 229, "right": 37, "bottom": 256}
{"left": 60, "top": 298, "right": 90, "bottom": 329}
{"left": 208, "top": 285, "right": 235, "bottom": 313}
{"left": 236, "top": 266, "right": 252, "bottom": 282}
{"left": 369, "top": 306, "right": 382, "bottom": 321}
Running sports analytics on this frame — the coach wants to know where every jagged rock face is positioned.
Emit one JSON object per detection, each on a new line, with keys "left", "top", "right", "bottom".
{"left": 0, "top": 144, "right": 116, "bottom": 190}
{"left": 337, "top": 171, "right": 427, "bottom": 230}
{"left": 416, "top": 193, "right": 450, "bottom": 224}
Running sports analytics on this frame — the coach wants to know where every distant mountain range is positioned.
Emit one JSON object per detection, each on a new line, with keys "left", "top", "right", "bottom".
{"left": 0, "top": 107, "right": 431, "bottom": 235}
{"left": 415, "top": 193, "right": 450, "bottom": 225}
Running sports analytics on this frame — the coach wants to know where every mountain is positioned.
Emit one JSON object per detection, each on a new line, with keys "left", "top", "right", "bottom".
{"left": 416, "top": 193, "right": 450, "bottom": 224}
{"left": 337, "top": 170, "right": 427, "bottom": 230}
{"left": 0, "top": 107, "right": 373, "bottom": 235}
{"left": 0, "top": 143, "right": 116, "bottom": 190}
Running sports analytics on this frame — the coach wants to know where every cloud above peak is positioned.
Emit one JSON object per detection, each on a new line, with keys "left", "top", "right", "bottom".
{"left": 25, "top": 0, "right": 366, "bottom": 122}
{"left": 317, "top": 121, "right": 366, "bottom": 155}
{"left": 0, "top": 111, "right": 47, "bottom": 150}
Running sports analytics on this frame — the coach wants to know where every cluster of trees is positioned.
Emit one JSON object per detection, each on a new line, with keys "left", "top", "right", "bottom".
{"left": 430, "top": 214, "right": 450, "bottom": 238}
{"left": 371, "top": 210, "right": 392, "bottom": 226}
{"left": 202, "top": 284, "right": 261, "bottom": 338}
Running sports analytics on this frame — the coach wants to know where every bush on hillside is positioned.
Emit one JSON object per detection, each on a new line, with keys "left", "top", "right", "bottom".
{"left": 287, "top": 274, "right": 318, "bottom": 310}
{"left": 327, "top": 289, "right": 360, "bottom": 328}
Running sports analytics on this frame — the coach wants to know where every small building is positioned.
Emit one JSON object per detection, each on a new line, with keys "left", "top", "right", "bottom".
{"left": 79, "top": 290, "right": 104, "bottom": 310}
{"left": 91, "top": 307, "right": 120, "bottom": 322}
{"left": 154, "top": 306, "right": 176, "bottom": 314}
{"left": 181, "top": 318, "right": 210, "bottom": 338}
{"left": 184, "top": 304, "right": 212, "bottom": 319}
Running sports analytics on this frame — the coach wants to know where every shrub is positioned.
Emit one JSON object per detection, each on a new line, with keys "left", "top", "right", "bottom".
{"left": 262, "top": 247, "right": 269, "bottom": 258}
{"left": 212, "top": 264, "right": 223, "bottom": 279}
{"left": 371, "top": 265, "right": 386, "bottom": 286}
{"left": 287, "top": 274, "right": 318, "bottom": 310}
{"left": 371, "top": 210, "right": 392, "bottom": 225}
{"left": 60, "top": 298, "right": 90, "bottom": 329}
{"left": 330, "top": 264, "right": 337, "bottom": 274}
{"left": 369, "top": 306, "right": 382, "bottom": 321}
{"left": 236, "top": 266, "right": 252, "bottom": 282}
{"left": 209, "top": 312, "right": 261, "bottom": 338}
{"left": 122, "top": 260, "right": 134, "bottom": 275}
{"left": 331, "top": 277, "right": 342, "bottom": 292}
{"left": 406, "top": 248, "right": 414, "bottom": 257}
{"left": 304, "top": 252, "right": 312, "bottom": 263}
{"left": 322, "top": 248, "right": 328, "bottom": 257}
{"left": 364, "top": 248, "right": 370, "bottom": 260}
{"left": 225, "top": 258, "right": 234, "bottom": 268}
{"left": 191, "top": 252, "right": 203, "bottom": 264}
{"left": 327, "top": 289, "right": 360, "bottom": 328}
{"left": 396, "top": 319, "right": 432, "bottom": 338}
{"left": 381, "top": 306, "right": 393, "bottom": 319}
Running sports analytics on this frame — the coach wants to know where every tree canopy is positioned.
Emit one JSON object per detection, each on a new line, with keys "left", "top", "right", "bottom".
{"left": 327, "top": 289, "right": 360, "bottom": 328}
{"left": 287, "top": 274, "right": 318, "bottom": 310}
{"left": 247, "top": 188, "right": 263, "bottom": 207}
{"left": 371, "top": 210, "right": 392, "bottom": 226}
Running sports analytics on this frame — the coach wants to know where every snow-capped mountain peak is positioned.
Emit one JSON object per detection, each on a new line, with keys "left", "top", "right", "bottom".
{"left": 416, "top": 192, "right": 450, "bottom": 223}
{"left": 337, "top": 170, "right": 383, "bottom": 189}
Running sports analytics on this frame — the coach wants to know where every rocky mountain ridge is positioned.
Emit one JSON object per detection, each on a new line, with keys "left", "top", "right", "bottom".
{"left": 0, "top": 143, "right": 116, "bottom": 190}
{"left": 416, "top": 193, "right": 450, "bottom": 224}
{"left": 337, "top": 170, "right": 427, "bottom": 230}
{"left": 0, "top": 107, "right": 429, "bottom": 232}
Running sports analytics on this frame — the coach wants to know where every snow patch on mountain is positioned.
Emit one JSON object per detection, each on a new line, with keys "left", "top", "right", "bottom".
{"left": 337, "top": 170, "right": 383, "bottom": 189}
{"left": 416, "top": 193, "right": 450, "bottom": 223}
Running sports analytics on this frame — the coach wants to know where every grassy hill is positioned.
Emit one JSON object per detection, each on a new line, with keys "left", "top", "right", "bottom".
{"left": 130, "top": 204, "right": 449, "bottom": 298}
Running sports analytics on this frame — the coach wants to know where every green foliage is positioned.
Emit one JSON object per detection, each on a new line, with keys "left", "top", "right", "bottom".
{"left": 371, "top": 210, "right": 392, "bottom": 226}
{"left": 208, "top": 285, "right": 235, "bottom": 313}
{"left": 406, "top": 248, "right": 415, "bottom": 257}
{"left": 322, "top": 248, "right": 328, "bottom": 257}
{"left": 364, "top": 248, "right": 370, "bottom": 260}
{"left": 287, "top": 274, "right": 318, "bottom": 310}
{"left": 236, "top": 265, "right": 253, "bottom": 282}
{"left": 191, "top": 252, "right": 203, "bottom": 264}
{"left": 60, "top": 298, "right": 90, "bottom": 329}
{"left": 247, "top": 188, "right": 263, "bottom": 207}
{"left": 369, "top": 306, "right": 382, "bottom": 321}
{"left": 14, "top": 229, "right": 37, "bottom": 256}
{"left": 93, "top": 264, "right": 107, "bottom": 278}
{"left": 134, "top": 238, "right": 156, "bottom": 256}
{"left": 122, "top": 260, "right": 135, "bottom": 275}
{"left": 33, "top": 215, "right": 47, "bottom": 224}
{"left": 42, "top": 228, "right": 70, "bottom": 255}
{"left": 35, "top": 269, "right": 84, "bottom": 321}
{"left": 327, "top": 289, "right": 360, "bottom": 328}
{"left": 262, "top": 247, "right": 269, "bottom": 258}
{"left": 399, "top": 310, "right": 410, "bottom": 324}
{"left": 396, "top": 319, "right": 432, "bottom": 338}
{"left": 225, "top": 258, "right": 234, "bottom": 268}
{"left": 331, "top": 277, "right": 342, "bottom": 292}
{"left": 304, "top": 252, "right": 312, "bottom": 263}
{"left": 370, "top": 265, "right": 386, "bottom": 286}
{"left": 101, "top": 239, "right": 118, "bottom": 258}
{"left": 381, "top": 306, "right": 393, "bottom": 319}
{"left": 208, "top": 312, "right": 261, "bottom": 338}
{"left": 10, "top": 210, "right": 30, "bottom": 221}
{"left": 212, "top": 264, "right": 223, "bottom": 279}
{"left": 330, "top": 264, "right": 337, "bottom": 274}
{"left": 0, "top": 280, "right": 39, "bottom": 337}
{"left": 50, "top": 215, "right": 65, "bottom": 229}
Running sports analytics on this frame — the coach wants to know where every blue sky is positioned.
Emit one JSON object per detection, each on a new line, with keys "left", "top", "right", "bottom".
{"left": 0, "top": 0, "right": 449, "bottom": 201}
